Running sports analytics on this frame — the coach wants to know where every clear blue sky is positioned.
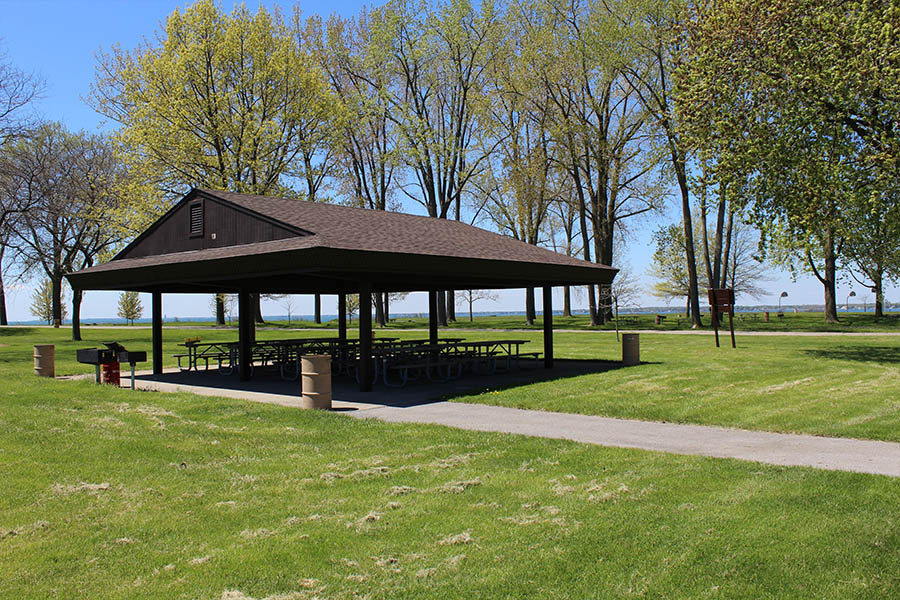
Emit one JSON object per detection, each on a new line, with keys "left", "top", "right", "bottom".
{"left": 1, "top": 0, "right": 891, "bottom": 322}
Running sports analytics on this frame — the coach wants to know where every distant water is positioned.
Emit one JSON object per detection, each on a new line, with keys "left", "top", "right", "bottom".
{"left": 9, "top": 305, "right": 880, "bottom": 326}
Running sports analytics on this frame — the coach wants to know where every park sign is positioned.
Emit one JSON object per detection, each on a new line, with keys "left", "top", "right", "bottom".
{"left": 707, "top": 288, "right": 736, "bottom": 349}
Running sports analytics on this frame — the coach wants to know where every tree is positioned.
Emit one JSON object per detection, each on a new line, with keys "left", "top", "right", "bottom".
{"left": 841, "top": 189, "right": 900, "bottom": 318}
{"left": 0, "top": 44, "right": 42, "bottom": 149}
{"left": 117, "top": 291, "right": 143, "bottom": 325}
{"left": 615, "top": 0, "right": 702, "bottom": 327}
{"left": 280, "top": 294, "right": 297, "bottom": 324}
{"left": 310, "top": 12, "right": 405, "bottom": 328}
{"left": 30, "top": 279, "right": 66, "bottom": 325}
{"left": 647, "top": 223, "right": 707, "bottom": 314}
{"left": 362, "top": 0, "right": 502, "bottom": 326}
{"left": 91, "top": 0, "right": 338, "bottom": 324}
{"left": 675, "top": 0, "right": 900, "bottom": 322}
{"left": 346, "top": 293, "right": 360, "bottom": 322}
{"left": 0, "top": 45, "right": 43, "bottom": 325}
{"left": 4, "top": 124, "right": 125, "bottom": 331}
{"left": 456, "top": 289, "right": 498, "bottom": 322}
{"left": 522, "top": 0, "right": 666, "bottom": 324}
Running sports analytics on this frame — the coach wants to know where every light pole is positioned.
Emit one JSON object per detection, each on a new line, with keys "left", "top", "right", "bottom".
{"left": 846, "top": 290, "right": 856, "bottom": 311}
{"left": 779, "top": 291, "right": 788, "bottom": 312}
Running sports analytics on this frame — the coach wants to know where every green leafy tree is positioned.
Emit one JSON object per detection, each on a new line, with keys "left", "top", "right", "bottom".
{"left": 91, "top": 0, "right": 338, "bottom": 324}
{"left": 647, "top": 223, "right": 707, "bottom": 314}
{"left": 675, "top": 0, "right": 900, "bottom": 322}
{"left": 842, "top": 189, "right": 900, "bottom": 318}
{"left": 117, "top": 291, "right": 143, "bottom": 325}
{"left": 5, "top": 124, "right": 125, "bottom": 333}
{"left": 30, "top": 279, "right": 66, "bottom": 324}
{"left": 613, "top": 0, "right": 703, "bottom": 327}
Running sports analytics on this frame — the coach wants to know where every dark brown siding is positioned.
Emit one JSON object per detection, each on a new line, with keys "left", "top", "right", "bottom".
{"left": 119, "top": 197, "right": 302, "bottom": 259}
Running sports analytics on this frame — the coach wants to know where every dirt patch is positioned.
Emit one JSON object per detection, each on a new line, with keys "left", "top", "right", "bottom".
{"left": 762, "top": 377, "right": 815, "bottom": 393}
{"left": 438, "top": 531, "right": 473, "bottom": 546}
{"left": 431, "top": 478, "right": 482, "bottom": 494}
{"left": 239, "top": 528, "right": 274, "bottom": 539}
{"left": 52, "top": 482, "right": 110, "bottom": 494}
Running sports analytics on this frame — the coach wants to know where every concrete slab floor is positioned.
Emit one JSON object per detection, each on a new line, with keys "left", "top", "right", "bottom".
{"left": 123, "top": 359, "right": 622, "bottom": 412}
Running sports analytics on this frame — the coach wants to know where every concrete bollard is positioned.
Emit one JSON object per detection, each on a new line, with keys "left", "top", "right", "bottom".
{"left": 300, "top": 354, "right": 332, "bottom": 410}
{"left": 622, "top": 333, "right": 640, "bottom": 366}
{"left": 34, "top": 344, "right": 55, "bottom": 378}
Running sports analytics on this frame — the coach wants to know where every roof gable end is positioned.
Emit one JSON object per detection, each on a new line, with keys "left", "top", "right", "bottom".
{"left": 115, "top": 189, "right": 312, "bottom": 261}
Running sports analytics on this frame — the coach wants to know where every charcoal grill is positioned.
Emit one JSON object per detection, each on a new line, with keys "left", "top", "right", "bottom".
{"left": 104, "top": 342, "right": 147, "bottom": 389}
{"left": 76, "top": 342, "right": 147, "bottom": 388}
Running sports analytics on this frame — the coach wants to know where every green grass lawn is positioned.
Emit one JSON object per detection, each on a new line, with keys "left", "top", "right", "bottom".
{"left": 3, "top": 372, "right": 900, "bottom": 599}
{"left": 458, "top": 331, "right": 900, "bottom": 442}
{"left": 3, "top": 326, "right": 900, "bottom": 598}
{"left": 4, "top": 325, "right": 900, "bottom": 441}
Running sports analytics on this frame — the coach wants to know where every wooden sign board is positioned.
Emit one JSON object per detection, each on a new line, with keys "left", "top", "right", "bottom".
{"left": 707, "top": 288, "right": 736, "bottom": 348}
{"left": 707, "top": 288, "right": 735, "bottom": 311}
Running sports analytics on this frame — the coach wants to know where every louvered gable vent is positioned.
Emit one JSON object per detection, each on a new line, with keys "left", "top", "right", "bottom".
{"left": 189, "top": 202, "right": 203, "bottom": 238}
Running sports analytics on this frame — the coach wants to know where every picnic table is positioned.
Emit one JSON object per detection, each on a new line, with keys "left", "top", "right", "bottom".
{"left": 377, "top": 339, "right": 533, "bottom": 387}
{"left": 175, "top": 340, "right": 237, "bottom": 372}
{"left": 175, "top": 336, "right": 538, "bottom": 389}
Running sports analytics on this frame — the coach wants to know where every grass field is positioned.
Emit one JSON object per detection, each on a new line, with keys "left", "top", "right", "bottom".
{"left": 3, "top": 326, "right": 900, "bottom": 598}
{"left": 6, "top": 325, "right": 900, "bottom": 441}
{"left": 2, "top": 371, "right": 900, "bottom": 599}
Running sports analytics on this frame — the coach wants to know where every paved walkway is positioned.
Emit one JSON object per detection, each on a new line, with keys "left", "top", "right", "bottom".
{"left": 353, "top": 402, "right": 900, "bottom": 477}
{"left": 119, "top": 368, "right": 900, "bottom": 477}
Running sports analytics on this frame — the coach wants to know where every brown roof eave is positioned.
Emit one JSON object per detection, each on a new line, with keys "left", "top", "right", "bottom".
{"left": 66, "top": 246, "right": 616, "bottom": 293}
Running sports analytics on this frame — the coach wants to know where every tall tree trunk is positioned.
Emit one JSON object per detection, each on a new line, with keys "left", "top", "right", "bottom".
{"left": 469, "top": 295, "right": 474, "bottom": 322}
{"left": 254, "top": 294, "right": 264, "bottom": 324}
{"left": 874, "top": 270, "right": 884, "bottom": 318}
{"left": 563, "top": 286, "right": 572, "bottom": 317}
{"left": 525, "top": 287, "right": 536, "bottom": 326}
{"left": 51, "top": 274, "right": 62, "bottom": 328}
{"left": 436, "top": 290, "right": 448, "bottom": 327}
{"left": 215, "top": 294, "right": 226, "bottom": 325}
{"left": 699, "top": 195, "right": 714, "bottom": 288}
{"left": 573, "top": 170, "right": 599, "bottom": 326}
{"left": 72, "top": 288, "right": 82, "bottom": 341}
{"left": 446, "top": 291, "right": 456, "bottom": 322}
{"left": 0, "top": 273, "right": 7, "bottom": 326}
{"left": 384, "top": 293, "right": 390, "bottom": 323}
{"left": 675, "top": 164, "right": 702, "bottom": 327}
{"left": 720, "top": 208, "right": 734, "bottom": 289}
{"left": 314, "top": 294, "right": 322, "bottom": 324}
{"left": 712, "top": 193, "right": 727, "bottom": 287}
{"left": 813, "top": 228, "right": 840, "bottom": 323}
{"left": 374, "top": 292, "right": 386, "bottom": 327}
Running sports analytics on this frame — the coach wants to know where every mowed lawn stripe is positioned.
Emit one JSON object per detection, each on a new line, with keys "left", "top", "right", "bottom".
{"left": 1, "top": 376, "right": 900, "bottom": 599}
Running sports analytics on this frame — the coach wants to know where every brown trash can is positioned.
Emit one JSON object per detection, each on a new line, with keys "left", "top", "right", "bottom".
{"left": 300, "top": 354, "right": 332, "bottom": 410}
{"left": 622, "top": 334, "right": 640, "bottom": 366}
{"left": 34, "top": 344, "right": 55, "bottom": 378}
{"left": 764, "top": 311, "right": 770, "bottom": 322}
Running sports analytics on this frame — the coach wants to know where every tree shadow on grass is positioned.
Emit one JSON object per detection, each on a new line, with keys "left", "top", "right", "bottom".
{"left": 0, "top": 327, "right": 37, "bottom": 338}
{"left": 801, "top": 346, "right": 900, "bottom": 364}
{"left": 0, "top": 327, "right": 35, "bottom": 337}
{"left": 438, "top": 359, "right": 661, "bottom": 402}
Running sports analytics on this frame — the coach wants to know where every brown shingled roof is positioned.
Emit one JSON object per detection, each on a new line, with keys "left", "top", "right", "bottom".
{"left": 67, "top": 188, "right": 616, "bottom": 294}
{"left": 201, "top": 189, "right": 606, "bottom": 269}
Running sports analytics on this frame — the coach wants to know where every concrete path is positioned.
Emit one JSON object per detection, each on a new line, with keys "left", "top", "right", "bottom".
{"left": 354, "top": 402, "right": 900, "bottom": 478}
